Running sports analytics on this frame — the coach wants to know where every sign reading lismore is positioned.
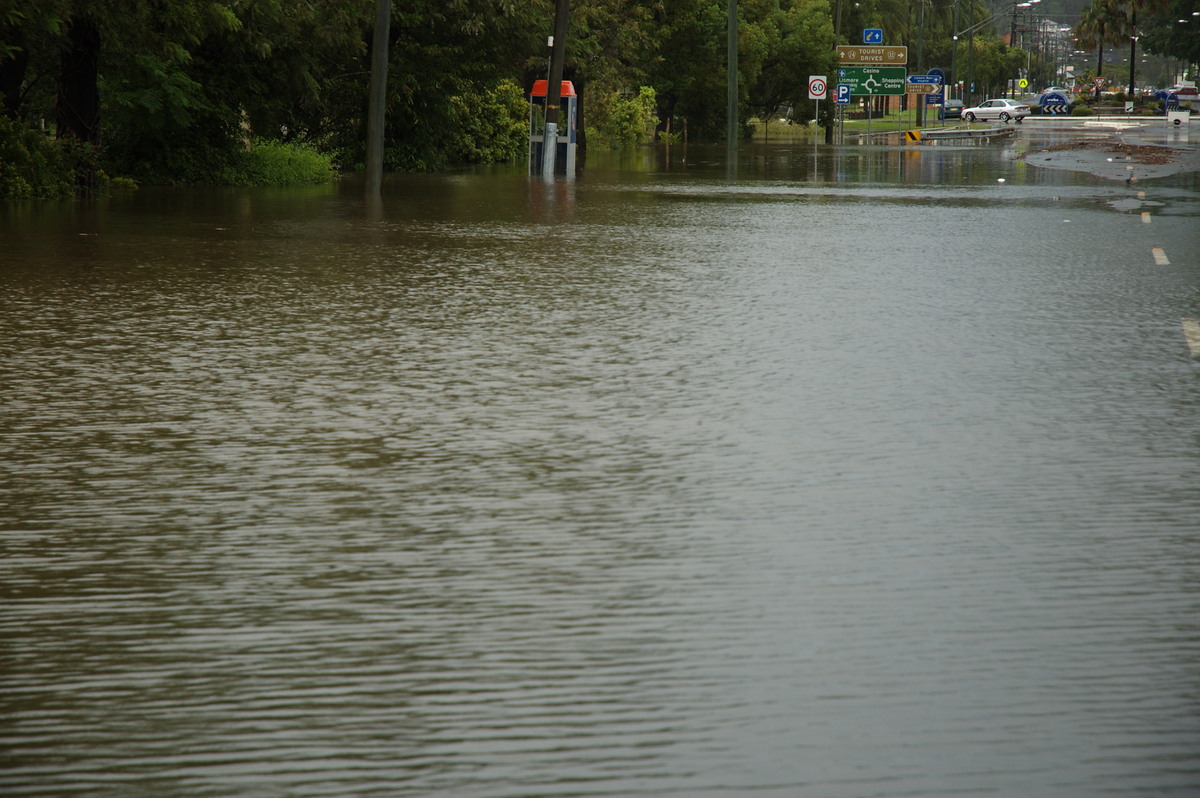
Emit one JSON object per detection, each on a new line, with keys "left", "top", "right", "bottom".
{"left": 836, "top": 66, "right": 906, "bottom": 96}
{"left": 906, "top": 74, "right": 941, "bottom": 94}
{"left": 837, "top": 45, "right": 908, "bottom": 65}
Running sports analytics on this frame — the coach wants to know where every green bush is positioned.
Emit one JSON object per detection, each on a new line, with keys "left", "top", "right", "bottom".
{"left": 380, "top": 78, "right": 529, "bottom": 172}
{"left": 218, "top": 138, "right": 337, "bottom": 185}
{"left": 446, "top": 80, "right": 528, "bottom": 164}
{"left": 586, "top": 86, "right": 658, "bottom": 149}
{"left": 1070, "top": 104, "right": 1094, "bottom": 116}
{"left": 0, "top": 117, "right": 75, "bottom": 199}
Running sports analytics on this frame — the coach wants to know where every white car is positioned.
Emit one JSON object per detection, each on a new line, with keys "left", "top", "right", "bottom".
{"left": 962, "top": 98, "right": 1031, "bottom": 123}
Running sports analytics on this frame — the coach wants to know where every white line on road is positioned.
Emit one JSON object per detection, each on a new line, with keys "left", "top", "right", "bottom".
{"left": 1152, "top": 248, "right": 1170, "bottom": 265}
{"left": 1141, "top": 212, "right": 1151, "bottom": 223}
{"left": 1182, "top": 319, "right": 1200, "bottom": 357}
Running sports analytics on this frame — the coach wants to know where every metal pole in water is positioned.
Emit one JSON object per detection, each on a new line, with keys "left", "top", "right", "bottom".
{"left": 542, "top": 0, "right": 570, "bottom": 179}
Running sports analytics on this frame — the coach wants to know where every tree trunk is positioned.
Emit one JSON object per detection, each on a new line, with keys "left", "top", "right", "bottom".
{"left": 57, "top": 14, "right": 101, "bottom": 194}
{"left": 1, "top": 43, "right": 29, "bottom": 118}
{"left": 57, "top": 15, "right": 101, "bottom": 144}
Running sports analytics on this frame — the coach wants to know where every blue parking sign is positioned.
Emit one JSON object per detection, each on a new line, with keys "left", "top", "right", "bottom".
{"left": 836, "top": 84, "right": 851, "bottom": 104}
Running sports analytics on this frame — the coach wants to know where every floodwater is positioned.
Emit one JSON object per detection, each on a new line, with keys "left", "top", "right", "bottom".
{"left": 3, "top": 129, "right": 1199, "bottom": 797}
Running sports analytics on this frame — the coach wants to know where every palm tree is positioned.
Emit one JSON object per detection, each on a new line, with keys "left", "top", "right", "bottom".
{"left": 1121, "top": 0, "right": 1169, "bottom": 95}
{"left": 1075, "top": 0, "right": 1123, "bottom": 83}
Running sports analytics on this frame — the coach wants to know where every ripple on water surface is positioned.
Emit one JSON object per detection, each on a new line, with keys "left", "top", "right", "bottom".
{"left": 3, "top": 161, "right": 1200, "bottom": 797}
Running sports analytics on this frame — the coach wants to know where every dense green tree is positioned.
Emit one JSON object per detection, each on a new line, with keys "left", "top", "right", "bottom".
{"left": 8, "top": 0, "right": 1108, "bottom": 187}
{"left": 1138, "top": 0, "right": 1200, "bottom": 69}
{"left": 643, "top": 0, "right": 729, "bottom": 138}
{"left": 742, "top": 0, "right": 836, "bottom": 125}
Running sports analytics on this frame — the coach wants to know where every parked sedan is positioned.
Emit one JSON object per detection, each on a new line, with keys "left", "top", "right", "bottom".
{"left": 939, "top": 99, "right": 964, "bottom": 120}
{"left": 961, "top": 98, "right": 1030, "bottom": 123}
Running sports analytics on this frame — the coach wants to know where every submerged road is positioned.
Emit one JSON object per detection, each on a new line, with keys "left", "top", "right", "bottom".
{"left": 2, "top": 133, "right": 1199, "bottom": 797}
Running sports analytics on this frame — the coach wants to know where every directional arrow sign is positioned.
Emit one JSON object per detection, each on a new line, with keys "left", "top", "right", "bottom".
{"left": 863, "top": 28, "right": 883, "bottom": 44}
{"left": 836, "top": 66, "right": 906, "bottom": 96}
{"left": 906, "top": 75, "right": 941, "bottom": 95}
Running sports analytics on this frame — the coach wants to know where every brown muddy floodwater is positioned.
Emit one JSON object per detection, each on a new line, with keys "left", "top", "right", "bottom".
{"left": 3, "top": 134, "right": 1200, "bottom": 797}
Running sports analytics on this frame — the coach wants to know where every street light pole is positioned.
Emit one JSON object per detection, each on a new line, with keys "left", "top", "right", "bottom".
{"left": 1127, "top": 7, "right": 1138, "bottom": 98}
{"left": 951, "top": 7, "right": 1008, "bottom": 103}
{"left": 950, "top": 0, "right": 960, "bottom": 99}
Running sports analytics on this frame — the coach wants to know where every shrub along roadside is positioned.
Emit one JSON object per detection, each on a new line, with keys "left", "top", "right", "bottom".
{"left": 1, "top": 122, "right": 337, "bottom": 198}
{"left": 586, "top": 87, "right": 658, "bottom": 150}
{"left": 0, "top": 118, "right": 76, "bottom": 200}
{"left": 217, "top": 139, "right": 338, "bottom": 186}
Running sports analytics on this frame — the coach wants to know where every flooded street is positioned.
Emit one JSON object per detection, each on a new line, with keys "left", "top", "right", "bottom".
{"left": 3, "top": 127, "right": 1200, "bottom": 796}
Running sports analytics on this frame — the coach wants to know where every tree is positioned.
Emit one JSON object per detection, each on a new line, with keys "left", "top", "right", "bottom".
{"left": 644, "top": 0, "right": 729, "bottom": 138}
{"left": 1076, "top": 0, "right": 1124, "bottom": 81}
{"left": 1138, "top": 0, "right": 1200, "bottom": 68}
{"left": 1096, "top": 0, "right": 1170, "bottom": 93}
{"left": 742, "top": 0, "right": 836, "bottom": 126}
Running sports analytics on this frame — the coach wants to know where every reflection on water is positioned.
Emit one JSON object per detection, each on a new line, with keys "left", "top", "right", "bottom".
{"left": 3, "top": 139, "right": 1200, "bottom": 797}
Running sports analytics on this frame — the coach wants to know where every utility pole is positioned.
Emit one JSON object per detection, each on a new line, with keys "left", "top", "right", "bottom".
{"left": 364, "top": 0, "right": 391, "bottom": 196}
{"left": 916, "top": 0, "right": 926, "bottom": 125}
{"left": 727, "top": 0, "right": 738, "bottom": 149}
{"left": 542, "top": 0, "right": 571, "bottom": 178}
{"left": 826, "top": 0, "right": 843, "bottom": 144}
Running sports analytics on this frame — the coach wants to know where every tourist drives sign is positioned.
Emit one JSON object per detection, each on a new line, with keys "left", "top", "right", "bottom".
{"left": 835, "top": 66, "right": 906, "bottom": 96}
{"left": 836, "top": 45, "right": 908, "bottom": 65}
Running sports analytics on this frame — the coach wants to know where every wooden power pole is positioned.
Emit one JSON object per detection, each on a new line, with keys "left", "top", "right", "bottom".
{"left": 542, "top": 0, "right": 571, "bottom": 177}
{"left": 365, "top": 0, "right": 391, "bottom": 195}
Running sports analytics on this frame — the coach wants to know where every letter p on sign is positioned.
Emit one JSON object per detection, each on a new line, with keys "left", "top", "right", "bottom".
{"left": 808, "top": 76, "right": 827, "bottom": 100}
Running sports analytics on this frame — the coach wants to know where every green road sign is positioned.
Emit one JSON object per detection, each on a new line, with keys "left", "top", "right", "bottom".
{"left": 835, "top": 66, "right": 906, "bottom": 96}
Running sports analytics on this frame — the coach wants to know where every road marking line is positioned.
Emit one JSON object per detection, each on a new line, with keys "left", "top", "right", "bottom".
{"left": 1152, "top": 247, "right": 1170, "bottom": 265}
{"left": 1141, "top": 212, "right": 1151, "bottom": 223}
{"left": 1137, "top": 191, "right": 1145, "bottom": 198}
{"left": 1183, "top": 319, "right": 1200, "bottom": 357}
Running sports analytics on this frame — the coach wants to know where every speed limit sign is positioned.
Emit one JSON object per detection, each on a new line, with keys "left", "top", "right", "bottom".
{"left": 808, "top": 75, "right": 827, "bottom": 100}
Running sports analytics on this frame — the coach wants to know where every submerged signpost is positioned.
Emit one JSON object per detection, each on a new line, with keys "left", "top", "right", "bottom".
{"left": 835, "top": 29, "right": 911, "bottom": 142}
